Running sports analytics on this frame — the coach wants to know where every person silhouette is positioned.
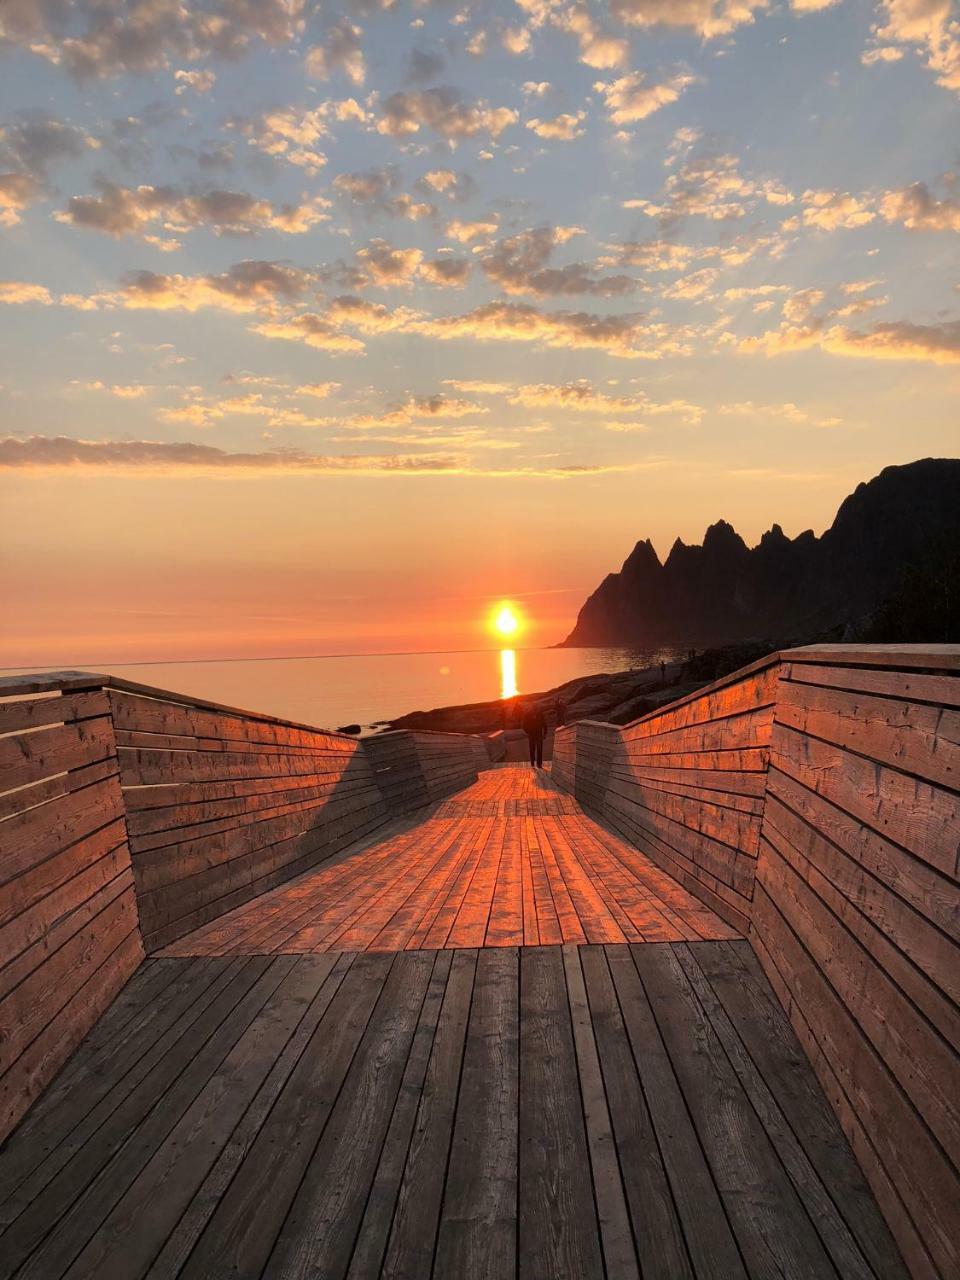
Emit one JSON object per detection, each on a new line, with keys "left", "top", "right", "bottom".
{"left": 521, "top": 701, "right": 546, "bottom": 768}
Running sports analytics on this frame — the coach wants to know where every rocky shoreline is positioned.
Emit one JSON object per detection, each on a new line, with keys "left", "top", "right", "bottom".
{"left": 386, "top": 640, "right": 774, "bottom": 736}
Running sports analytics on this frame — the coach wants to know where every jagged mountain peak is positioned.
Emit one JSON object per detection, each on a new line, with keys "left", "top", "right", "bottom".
{"left": 561, "top": 458, "right": 960, "bottom": 649}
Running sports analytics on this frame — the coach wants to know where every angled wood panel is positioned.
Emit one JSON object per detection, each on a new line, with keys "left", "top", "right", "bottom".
{"left": 0, "top": 680, "right": 143, "bottom": 1142}
{"left": 752, "top": 651, "right": 960, "bottom": 1280}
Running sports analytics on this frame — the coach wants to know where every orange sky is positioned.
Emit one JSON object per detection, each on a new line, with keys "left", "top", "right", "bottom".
{"left": 2, "top": 445, "right": 946, "bottom": 666}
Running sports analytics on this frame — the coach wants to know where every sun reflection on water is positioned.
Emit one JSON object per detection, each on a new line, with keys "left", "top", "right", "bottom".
{"left": 500, "top": 648, "right": 518, "bottom": 700}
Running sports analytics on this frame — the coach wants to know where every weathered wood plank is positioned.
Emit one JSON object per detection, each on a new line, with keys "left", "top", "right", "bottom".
{"left": 633, "top": 941, "right": 836, "bottom": 1278}
{"left": 381, "top": 949, "right": 476, "bottom": 1280}
{"left": 264, "top": 951, "right": 436, "bottom": 1279}
{"left": 175, "top": 951, "right": 393, "bottom": 1279}
{"left": 688, "top": 940, "right": 909, "bottom": 1280}
{"left": 434, "top": 946, "right": 519, "bottom": 1280}
{"left": 606, "top": 945, "right": 746, "bottom": 1280}
{"left": 579, "top": 945, "right": 692, "bottom": 1278}
{"left": 750, "top": 885, "right": 959, "bottom": 1278}
{"left": 518, "top": 946, "right": 603, "bottom": 1279}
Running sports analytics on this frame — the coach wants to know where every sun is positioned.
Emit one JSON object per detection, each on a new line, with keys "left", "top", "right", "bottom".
{"left": 491, "top": 602, "right": 522, "bottom": 639}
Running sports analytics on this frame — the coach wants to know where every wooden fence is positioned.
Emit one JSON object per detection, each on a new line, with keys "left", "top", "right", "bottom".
{"left": 0, "top": 675, "right": 143, "bottom": 1143}
{"left": 409, "top": 730, "right": 491, "bottom": 802}
{"left": 0, "top": 671, "right": 488, "bottom": 1142}
{"left": 552, "top": 644, "right": 960, "bottom": 1278}
{"left": 753, "top": 647, "right": 960, "bottom": 1280}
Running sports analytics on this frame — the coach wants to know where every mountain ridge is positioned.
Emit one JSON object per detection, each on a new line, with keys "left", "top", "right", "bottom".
{"left": 559, "top": 458, "right": 960, "bottom": 648}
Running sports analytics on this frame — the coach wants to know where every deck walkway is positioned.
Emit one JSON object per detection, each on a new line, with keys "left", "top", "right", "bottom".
{"left": 0, "top": 766, "right": 907, "bottom": 1279}
{"left": 159, "top": 766, "right": 737, "bottom": 956}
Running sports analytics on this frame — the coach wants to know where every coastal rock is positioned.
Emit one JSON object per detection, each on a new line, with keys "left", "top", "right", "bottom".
{"left": 561, "top": 458, "right": 960, "bottom": 649}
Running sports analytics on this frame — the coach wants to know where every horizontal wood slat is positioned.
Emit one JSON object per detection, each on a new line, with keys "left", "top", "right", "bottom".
{"left": 553, "top": 670, "right": 775, "bottom": 931}
{"left": 752, "top": 657, "right": 960, "bottom": 1280}
{"left": 103, "top": 691, "right": 489, "bottom": 952}
{"left": 0, "top": 689, "right": 143, "bottom": 1143}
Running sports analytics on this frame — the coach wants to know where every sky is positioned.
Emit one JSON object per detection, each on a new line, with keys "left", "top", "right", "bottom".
{"left": 1, "top": 0, "right": 958, "bottom": 666}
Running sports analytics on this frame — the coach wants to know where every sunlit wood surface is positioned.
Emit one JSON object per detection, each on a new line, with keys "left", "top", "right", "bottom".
{"left": 159, "top": 766, "right": 739, "bottom": 956}
{"left": 0, "top": 940, "right": 905, "bottom": 1280}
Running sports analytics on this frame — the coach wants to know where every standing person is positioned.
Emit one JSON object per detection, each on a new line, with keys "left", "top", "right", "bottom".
{"left": 522, "top": 701, "right": 546, "bottom": 768}
{"left": 554, "top": 697, "right": 565, "bottom": 727}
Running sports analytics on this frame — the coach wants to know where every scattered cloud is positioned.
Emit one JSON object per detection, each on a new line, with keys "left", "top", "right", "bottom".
{"left": 555, "top": 7, "right": 628, "bottom": 68}
{"left": 508, "top": 380, "right": 703, "bottom": 421}
{"left": 57, "top": 182, "right": 331, "bottom": 239}
{"left": 0, "top": 113, "right": 96, "bottom": 174}
{"left": 251, "top": 313, "right": 367, "bottom": 354}
{"left": 718, "top": 400, "right": 842, "bottom": 427}
{"left": 376, "top": 88, "right": 518, "bottom": 141}
{"left": 741, "top": 317, "right": 960, "bottom": 364}
{"left": 787, "top": 189, "right": 875, "bottom": 230}
{"left": 108, "top": 261, "right": 316, "bottom": 312}
{"left": 0, "top": 435, "right": 634, "bottom": 479}
{"left": 413, "top": 300, "right": 689, "bottom": 359}
{"left": 333, "top": 167, "right": 435, "bottom": 220}
{"left": 415, "top": 169, "right": 476, "bottom": 200}
{"left": 446, "top": 216, "right": 499, "bottom": 243}
{"left": 1, "top": 0, "right": 306, "bottom": 79}
{"left": 420, "top": 257, "right": 471, "bottom": 287}
{"left": 0, "top": 280, "right": 54, "bottom": 304}
{"left": 347, "top": 395, "right": 489, "bottom": 429}
{"left": 0, "top": 172, "right": 44, "bottom": 226}
{"left": 594, "top": 69, "right": 696, "bottom": 126}
{"left": 0, "top": 436, "right": 463, "bottom": 474}
{"left": 879, "top": 181, "right": 960, "bottom": 231}
{"left": 861, "top": 45, "right": 905, "bottom": 65}
{"left": 233, "top": 106, "right": 333, "bottom": 174}
{"left": 69, "top": 379, "right": 149, "bottom": 398}
{"left": 868, "top": 0, "right": 960, "bottom": 94}
{"left": 443, "top": 379, "right": 516, "bottom": 394}
{"left": 480, "top": 226, "right": 638, "bottom": 297}
{"left": 0, "top": 112, "right": 98, "bottom": 221}
{"left": 174, "top": 68, "right": 216, "bottom": 95}
{"left": 501, "top": 25, "right": 533, "bottom": 55}
{"left": 354, "top": 239, "right": 424, "bottom": 287}
{"left": 305, "top": 18, "right": 366, "bottom": 86}
{"left": 609, "top": 0, "right": 769, "bottom": 39}
{"left": 526, "top": 111, "right": 587, "bottom": 140}
{"left": 625, "top": 148, "right": 793, "bottom": 226}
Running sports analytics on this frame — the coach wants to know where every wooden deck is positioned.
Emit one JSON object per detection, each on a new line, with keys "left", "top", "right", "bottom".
{"left": 159, "top": 766, "right": 738, "bottom": 956}
{"left": 0, "top": 940, "right": 905, "bottom": 1280}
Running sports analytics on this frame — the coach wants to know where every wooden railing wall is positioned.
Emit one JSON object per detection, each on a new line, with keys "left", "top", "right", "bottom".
{"left": 361, "top": 731, "right": 430, "bottom": 817}
{"left": 109, "top": 687, "right": 391, "bottom": 952}
{"left": 552, "top": 656, "right": 778, "bottom": 932}
{"left": 552, "top": 644, "right": 960, "bottom": 1278}
{"left": 0, "top": 676, "right": 144, "bottom": 1143}
{"left": 0, "top": 671, "right": 489, "bottom": 1141}
{"left": 409, "top": 730, "right": 491, "bottom": 802}
{"left": 752, "top": 648, "right": 960, "bottom": 1280}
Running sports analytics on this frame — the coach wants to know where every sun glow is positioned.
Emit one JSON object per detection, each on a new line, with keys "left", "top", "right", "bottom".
{"left": 491, "top": 602, "right": 522, "bottom": 639}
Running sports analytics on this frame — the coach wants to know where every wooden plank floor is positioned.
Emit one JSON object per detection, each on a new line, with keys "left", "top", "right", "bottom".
{"left": 0, "top": 941, "right": 907, "bottom": 1280}
{"left": 160, "top": 767, "right": 738, "bottom": 955}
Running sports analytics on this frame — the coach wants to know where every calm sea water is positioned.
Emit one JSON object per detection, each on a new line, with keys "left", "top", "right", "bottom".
{"left": 22, "top": 646, "right": 683, "bottom": 730}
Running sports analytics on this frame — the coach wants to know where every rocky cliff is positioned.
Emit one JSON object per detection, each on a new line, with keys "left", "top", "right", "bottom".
{"left": 561, "top": 458, "right": 960, "bottom": 648}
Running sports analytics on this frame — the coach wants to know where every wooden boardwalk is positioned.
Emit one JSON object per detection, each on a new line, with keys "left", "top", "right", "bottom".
{"left": 160, "top": 766, "right": 738, "bottom": 956}
{"left": 0, "top": 940, "right": 905, "bottom": 1280}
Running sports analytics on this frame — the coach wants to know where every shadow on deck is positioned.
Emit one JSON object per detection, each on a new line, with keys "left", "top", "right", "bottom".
{"left": 0, "top": 767, "right": 906, "bottom": 1279}
{"left": 158, "top": 767, "right": 737, "bottom": 956}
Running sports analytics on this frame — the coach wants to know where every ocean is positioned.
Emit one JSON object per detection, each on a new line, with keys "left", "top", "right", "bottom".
{"left": 19, "top": 646, "right": 684, "bottom": 730}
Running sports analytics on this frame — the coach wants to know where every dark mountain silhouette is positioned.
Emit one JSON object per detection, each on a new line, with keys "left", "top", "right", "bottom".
{"left": 561, "top": 458, "right": 960, "bottom": 648}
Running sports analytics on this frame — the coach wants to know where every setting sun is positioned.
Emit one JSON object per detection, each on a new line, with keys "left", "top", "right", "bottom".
{"left": 492, "top": 603, "right": 522, "bottom": 639}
